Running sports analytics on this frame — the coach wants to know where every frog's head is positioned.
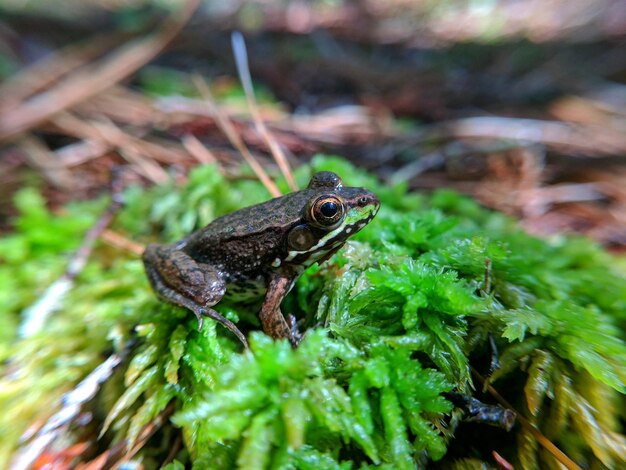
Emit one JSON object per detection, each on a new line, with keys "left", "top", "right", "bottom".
{"left": 283, "top": 171, "right": 380, "bottom": 267}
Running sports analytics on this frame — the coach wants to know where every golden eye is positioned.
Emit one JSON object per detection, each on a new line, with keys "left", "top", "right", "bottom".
{"left": 310, "top": 196, "right": 344, "bottom": 227}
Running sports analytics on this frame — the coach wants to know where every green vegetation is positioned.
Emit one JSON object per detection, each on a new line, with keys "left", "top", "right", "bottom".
{"left": 1, "top": 156, "right": 625, "bottom": 469}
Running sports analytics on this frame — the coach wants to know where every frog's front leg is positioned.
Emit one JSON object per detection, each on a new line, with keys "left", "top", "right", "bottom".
{"left": 259, "top": 274, "right": 301, "bottom": 347}
{"left": 143, "top": 244, "right": 249, "bottom": 348}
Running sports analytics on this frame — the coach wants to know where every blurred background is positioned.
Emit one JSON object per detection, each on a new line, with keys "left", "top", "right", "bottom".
{"left": 1, "top": 0, "right": 626, "bottom": 248}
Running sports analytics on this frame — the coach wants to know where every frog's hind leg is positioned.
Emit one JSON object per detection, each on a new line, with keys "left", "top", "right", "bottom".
{"left": 143, "top": 244, "right": 249, "bottom": 348}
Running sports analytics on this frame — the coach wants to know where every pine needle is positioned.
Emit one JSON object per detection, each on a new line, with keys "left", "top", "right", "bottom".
{"left": 191, "top": 74, "right": 281, "bottom": 197}
{"left": 231, "top": 31, "right": 298, "bottom": 191}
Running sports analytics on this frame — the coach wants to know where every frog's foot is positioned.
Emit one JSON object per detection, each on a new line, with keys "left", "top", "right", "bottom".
{"left": 195, "top": 306, "right": 249, "bottom": 349}
{"left": 156, "top": 291, "right": 249, "bottom": 349}
{"left": 286, "top": 314, "right": 304, "bottom": 347}
{"left": 143, "top": 244, "right": 248, "bottom": 349}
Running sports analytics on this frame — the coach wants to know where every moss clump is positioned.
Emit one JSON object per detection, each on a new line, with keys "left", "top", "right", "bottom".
{"left": 1, "top": 156, "right": 625, "bottom": 469}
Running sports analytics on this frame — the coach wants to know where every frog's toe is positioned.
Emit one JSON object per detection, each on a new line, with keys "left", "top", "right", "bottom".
{"left": 289, "top": 331, "right": 304, "bottom": 348}
{"left": 194, "top": 311, "right": 204, "bottom": 331}
{"left": 200, "top": 307, "right": 249, "bottom": 349}
{"left": 287, "top": 314, "right": 304, "bottom": 348}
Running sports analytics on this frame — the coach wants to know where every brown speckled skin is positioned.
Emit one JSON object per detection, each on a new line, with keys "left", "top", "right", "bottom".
{"left": 143, "top": 172, "right": 379, "bottom": 348}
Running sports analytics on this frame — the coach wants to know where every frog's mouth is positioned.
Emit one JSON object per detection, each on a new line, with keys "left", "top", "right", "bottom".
{"left": 284, "top": 203, "right": 379, "bottom": 265}
{"left": 341, "top": 204, "right": 379, "bottom": 235}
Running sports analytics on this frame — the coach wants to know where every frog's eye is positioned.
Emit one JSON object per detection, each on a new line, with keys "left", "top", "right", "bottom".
{"left": 310, "top": 196, "right": 344, "bottom": 227}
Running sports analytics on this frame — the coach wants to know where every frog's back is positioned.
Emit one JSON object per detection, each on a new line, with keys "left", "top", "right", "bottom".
{"left": 192, "top": 190, "right": 314, "bottom": 242}
{"left": 176, "top": 189, "right": 318, "bottom": 280}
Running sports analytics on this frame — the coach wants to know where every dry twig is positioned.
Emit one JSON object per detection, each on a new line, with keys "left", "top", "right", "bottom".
{"left": 472, "top": 368, "right": 582, "bottom": 470}
{"left": 181, "top": 134, "right": 220, "bottom": 166}
{"left": 100, "top": 229, "right": 144, "bottom": 256}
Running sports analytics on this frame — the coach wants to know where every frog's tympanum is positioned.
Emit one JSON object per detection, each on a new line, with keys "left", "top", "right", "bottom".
{"left": 143, "top": 171, "right": 379, "bottom": 348}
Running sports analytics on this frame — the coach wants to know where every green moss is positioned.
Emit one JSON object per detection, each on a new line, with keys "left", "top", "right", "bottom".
{"left": 1, "top": 157, "right": 625, "bottom": 468}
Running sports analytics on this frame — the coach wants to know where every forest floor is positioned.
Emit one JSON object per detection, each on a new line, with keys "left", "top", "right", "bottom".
{"left": 1, "top": 0, "right": 626, "bottom": 251}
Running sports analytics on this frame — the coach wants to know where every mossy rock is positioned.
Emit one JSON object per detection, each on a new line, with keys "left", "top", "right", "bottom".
{"left": 1, "top": 156, "right": 625, "bottom": 469}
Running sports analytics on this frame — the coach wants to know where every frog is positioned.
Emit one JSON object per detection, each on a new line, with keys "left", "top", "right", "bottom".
{"left": 142, "top": 171, "right": 380, "bottom": 348}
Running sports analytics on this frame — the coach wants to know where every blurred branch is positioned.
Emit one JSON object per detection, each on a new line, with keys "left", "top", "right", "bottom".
{"left": 413, "top": 117, "right": 626, "bottom": 156}
{"left": 0, "top": 33, "right": 123, "bottom": 108}
{"left": 19, "top": 136, "right": 75, "bottom": 188}
{"left": 51, "top": 113, "right": 178, "bottom": 183}
{"left": 0, "top": 0, "right": 200, "bottom": 142}
{"left": 19, "top": 169, "right": 126, "bottom": 337}
{"left": 10, "top": 354, "right": 123, "bottom": 470}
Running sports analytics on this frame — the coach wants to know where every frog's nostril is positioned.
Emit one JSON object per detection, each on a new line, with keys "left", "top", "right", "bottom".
{"left": 358, "top": 196, "right": 369, "bottom": 206}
